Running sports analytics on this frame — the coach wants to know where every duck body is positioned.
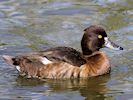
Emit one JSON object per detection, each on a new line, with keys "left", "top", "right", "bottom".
{"left": 2, "top": 25, "right": 123, "bottom": 79}
{"left": 39, "top": 51, "right": 110, "bottom": 79}
{"left": 3, "top": 51, "right": 110, "bottom": 79}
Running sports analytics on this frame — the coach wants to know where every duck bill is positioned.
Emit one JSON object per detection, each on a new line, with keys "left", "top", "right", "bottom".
{"left": 104, "top": 37, "right": 123, "bottom": 50}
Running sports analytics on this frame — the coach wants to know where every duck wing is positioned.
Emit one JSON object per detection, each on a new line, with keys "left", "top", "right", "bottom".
{"left": 39, "top": 47, "right": 86, "bottom": 67}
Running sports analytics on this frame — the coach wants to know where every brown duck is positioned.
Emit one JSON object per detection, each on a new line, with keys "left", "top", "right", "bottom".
{"left": 2, "top": 25, "right": 123, "bottom": 79}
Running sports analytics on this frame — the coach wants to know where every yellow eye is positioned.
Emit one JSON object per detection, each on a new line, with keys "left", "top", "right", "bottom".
{"left": 98, "top": 35, "right": 102, "bottom": 39}
{"left": 107, "top": 36, "right": 109, "bottom": 38}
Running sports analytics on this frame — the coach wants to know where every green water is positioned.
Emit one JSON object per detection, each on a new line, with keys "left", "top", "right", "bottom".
{"left": 0, "top": 0, "right": 133, "bottom": 100}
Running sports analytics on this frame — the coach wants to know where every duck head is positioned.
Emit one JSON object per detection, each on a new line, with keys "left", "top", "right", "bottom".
{"left": 81, "top": 25, "right": 123, "bottom": 55}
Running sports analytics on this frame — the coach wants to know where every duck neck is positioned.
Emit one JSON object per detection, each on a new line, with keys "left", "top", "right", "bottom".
{"left": 81, "top": 39, "right": 98, "bottom": 56}
{"left": 81, "top": 48, "right": 93, "bottom": 55}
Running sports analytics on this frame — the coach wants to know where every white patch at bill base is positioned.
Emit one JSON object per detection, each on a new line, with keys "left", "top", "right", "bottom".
{"left": 104, "top": 37, "right": 120, "bottom": 50}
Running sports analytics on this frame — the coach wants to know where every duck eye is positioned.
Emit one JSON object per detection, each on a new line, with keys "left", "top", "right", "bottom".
{"left": 98, "top": 35, "right": 102, "bottom": 39}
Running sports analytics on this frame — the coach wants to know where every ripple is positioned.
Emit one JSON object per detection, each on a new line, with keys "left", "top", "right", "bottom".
{"left": 42, "top": 7, "right": 94, "bottom": 15}
{"left": 8, "top": 18, "right": 28, "bottom": 27}
{"left": 62, "top": 21, "right": 77, "bottom": 29}
{"left": 0, "top": 5, "right": 15, "bottom": 11}
{"left": 0, "top": 0, "right": 15, "bottom": 3}
{"left": 9, "top": 12, "right": 25, "bottom": 18}
{"left": 0, "top": 19, "right": 13, "bottom": 28}
{"left": 0, "top": 11, "right": 5, "bottom": 18}
{"left": 126, "top": 10, "right": 133, "bottom": 15}
{"left": 95, "top": 0, "right": 125, "bottom": 5}
{"left": 111, "top": 25, "right": 133, "bottom": 35}
{"left": 49, "top": 2, "right": 72, "bottom": 9}
{"left": 0, "top": 18, "right": 29, "bottom": 29}
{"left": 126, "top": 35, "right": 133, "bottom": 41}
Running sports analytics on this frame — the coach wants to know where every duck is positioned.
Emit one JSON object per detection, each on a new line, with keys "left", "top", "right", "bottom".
{"left": 2, "top": 25, "right": 123, "bottom": 79}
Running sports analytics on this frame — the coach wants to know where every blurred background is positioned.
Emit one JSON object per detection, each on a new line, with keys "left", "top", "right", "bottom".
{"left": 0, "top": 0, "right": 132, "bottom": 100}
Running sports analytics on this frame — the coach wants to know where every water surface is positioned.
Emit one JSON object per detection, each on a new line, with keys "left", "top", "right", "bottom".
{"left": 0, "top": 0, "right": 133, "bottom": 100}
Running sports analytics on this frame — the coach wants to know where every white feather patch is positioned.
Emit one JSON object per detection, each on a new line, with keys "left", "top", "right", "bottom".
{"left": 40, "top": 57, "right": 52, "bottom": 65}
{"left": 16, "top": 66, "right": 21, "bottom": 72}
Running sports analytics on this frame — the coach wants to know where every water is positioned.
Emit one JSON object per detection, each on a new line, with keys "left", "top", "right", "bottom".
{"left": 0, "top": 0, "right": 133, "bottom": 100}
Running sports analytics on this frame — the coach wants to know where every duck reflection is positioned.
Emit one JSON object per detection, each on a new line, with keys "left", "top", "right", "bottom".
{"left": 16, "top": 74, "right": 110, "bottom": 100}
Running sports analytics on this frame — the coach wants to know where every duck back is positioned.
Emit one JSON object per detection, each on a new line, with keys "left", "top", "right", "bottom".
{"left": 39, "top": 47, "right": 86, "bottom": 67}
